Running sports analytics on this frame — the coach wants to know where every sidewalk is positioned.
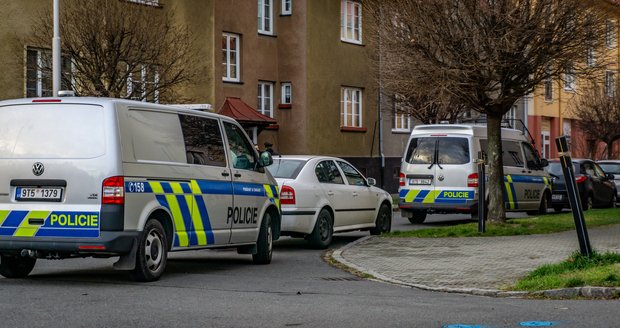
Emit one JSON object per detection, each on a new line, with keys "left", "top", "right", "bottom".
{"left": 333, "top": 224, "right": 620, "bottom": 297}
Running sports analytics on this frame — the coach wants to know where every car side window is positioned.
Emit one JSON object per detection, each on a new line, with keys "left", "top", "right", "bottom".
{"left": 502, "top": 141, "right": 524, "bottom": 167}
{"left": 315, "top": 160, "right": 344, "bottom": 184}
{"left": 583, "top": 163, "right": 596, "bottom": 177}
{"left": 223, "top": 122, "right": 257, "bottom": 170}
{"left": 180, "top": 115, "right": 226, "bottom": 167}
{"left": 337, "top": 161, "right": 366, "bottom": 186}
{"left": 522, "top": 142, "right": 542, "bottom": 170}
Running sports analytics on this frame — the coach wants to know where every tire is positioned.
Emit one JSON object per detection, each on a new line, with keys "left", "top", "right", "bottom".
{"left": 130, "top": 219, "right": 168, "bottom": 282}
{"left": 407, "top": 211, "right": 427, "bottom": 224}
{"left": 252, "top": 212, "right": 273, "bottom": 264}
{"left": 553, "top": 206, "right": 563, "bottom": 213}
{"left": 583, "top": 194, "right": 593, "bottom": 211}
{"left": 0, "top": 255, "right": 36, "bottom": 279}
{"left": 527, "top": 193, "right": 548, "bottom": 215}
{"left": 308, "top": 209, "right": 333, "bottom": 249}
{"left": 370, "top": 204, "right": 392, "bottom": 235}
{"left": 609, "top": 193, "right": 617, "bottom": 208}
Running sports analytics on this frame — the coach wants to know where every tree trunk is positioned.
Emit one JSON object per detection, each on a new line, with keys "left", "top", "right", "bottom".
{"left": 486, "top": 113, "right": 507, "bottom": 223}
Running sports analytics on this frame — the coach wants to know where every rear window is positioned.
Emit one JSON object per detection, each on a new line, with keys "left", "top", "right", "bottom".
{"left": 266, "top": 159, "right": 307, "bottom": 179}
{"left": 598, "top": 163, "right": 620, "bottom": 175}
{"left": 546, "top": 162, "right": 579, "bottom": 177}
{"left": 0, "top": 104, "right": 105, "bottom": 159}
{"left": 405, "top": 137, "right": 469, "bottom": 165}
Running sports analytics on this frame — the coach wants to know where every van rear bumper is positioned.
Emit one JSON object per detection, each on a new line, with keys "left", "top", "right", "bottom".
{"left": 0, "top": 231, "right": 139, "bottom": 256}
{"left": 399, "top": 200, "right": 478, "bottom": 213}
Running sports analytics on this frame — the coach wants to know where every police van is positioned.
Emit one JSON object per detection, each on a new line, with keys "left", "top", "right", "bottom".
{"left": 0, "top": 97, "right": 281, "bottom": 281}
{"left": 398, "top": 124, "right": 551, "bottom": 223}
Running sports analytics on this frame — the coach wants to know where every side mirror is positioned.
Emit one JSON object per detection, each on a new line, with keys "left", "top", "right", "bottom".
{"left": 540, "top": 159, "right": 549, "bottom": 168}
{"left": 367, "top": 177, "right": 376, "bottom": 186}
{"left": 259, "top": 151, "right": 273, "bottom": 167}
{"left": 607, "top": 173, "right": 615, "bottom": 180}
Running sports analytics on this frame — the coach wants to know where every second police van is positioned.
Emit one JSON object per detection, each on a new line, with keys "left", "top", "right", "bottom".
{"left": 0, "top": 97, "right": 281, "bottom": 281}
{"left": 398, "top": 124, "right": 551, "bottom": 223}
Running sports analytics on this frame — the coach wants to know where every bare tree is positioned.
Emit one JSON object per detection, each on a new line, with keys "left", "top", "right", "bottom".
{"left": 27, "top": 0, "right": 200, "bottom": 103}
{"left": 571, "top": 84, "right": 620, "bottom": 159}
{"left": 365, "top": 0, "right": 609, "bottom": 223}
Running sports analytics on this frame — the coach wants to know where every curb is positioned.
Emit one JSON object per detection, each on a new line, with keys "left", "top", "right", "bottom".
{"left": 330, "top": 236, "right": 620, "bottom": 299}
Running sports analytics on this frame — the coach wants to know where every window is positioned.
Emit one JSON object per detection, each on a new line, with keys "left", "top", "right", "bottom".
{"left": 522, "top": 143, "right": 542, "bottom": 169}
{"left": 281, "top": 0, "right": 291, "bottom": 15}
{"left": 222, "top": 33, "right": 240, "bottom": 82}
{"left": 26, "top": 48, "right": 72, "bottom": 97}
{"left": 267, "top": 159, "right": 306, "bottom": 179}
{"left": 180, "top": 115, "right": 226, "bottom": 167}
{"left": 341, "top": 87, "right": 362, "bottom": 127}
{"left": 224, "top": 122, "right": 257, "bottom": 170}
{"left": 392, "top": 95, "right": 411, "bottom": 132}
{"left": 605, "top": 70, "right": 616, "bottom": 97}
{"left": 315, "top": 161, "right": 344, "bottom": 184}
{"left": 129, "top": 110, "right": 186, "bottom": 164}
{"left": 340, "top": 0, "right": 362, "bottom": 44}
{"left": 541, "top": 131, "right": 551, "bottom": 159}
{"left": 337, "top": 161, "right": 366, "bottom": 186}
{"left": 587, "top": 47, "right": 596, "bottom": 67}
{"left": 544, "top": 78, "right": 553, "bottom": 102}
{"left": 258, "top": 81, "right": 274, "bottom": 117}
{"left": 405, "top": 137, "right": 470, "bottom": 165}
{"left": 606, "top": 19, "right": 617, "bottom": 49}
{"left": 281, "top": 82, "right": 291, "bottom": 104}
{"left": 127, "top": 0, "right": 159, "bottom": 5}
{"left": 502, "top": 141, "right": 524, "bottom": 167}
{"left": 127, "top": 65, "right": 159, "bottom": 103}
{"left": 258, "top": 0, "right": 273, "bottom": 34}
{"left": 564, "top": 65, "right": 575, "bottom": 91}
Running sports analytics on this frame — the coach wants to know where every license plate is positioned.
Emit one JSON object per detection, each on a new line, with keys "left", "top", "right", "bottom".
{"left": 16, "top": 187, "right": 63, "bottom": 201}
{"left": 409, "top": 178, "right": 432, "bottom": 185}
{"left": 552, "top": 194, "right": 563, "bottom": 201}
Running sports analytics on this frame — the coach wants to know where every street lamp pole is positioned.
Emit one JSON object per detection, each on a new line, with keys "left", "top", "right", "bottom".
{"left": 52, "top": 0, "right": 61, "bottom": 96}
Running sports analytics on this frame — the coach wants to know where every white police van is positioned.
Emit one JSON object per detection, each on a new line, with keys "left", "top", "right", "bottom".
{"left": 398, "top": 124, "right": 551, "bottom": 223}
{"left": 0, "top": 97, "right": 280, "bottom": 281}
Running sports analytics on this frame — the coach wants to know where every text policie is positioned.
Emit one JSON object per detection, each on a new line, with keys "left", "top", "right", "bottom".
{"left": 227, "top": 206, "right": 258, "bottom": 224}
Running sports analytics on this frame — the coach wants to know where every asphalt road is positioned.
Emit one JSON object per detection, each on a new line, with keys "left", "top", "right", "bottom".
{"left": 0, "top": 212, "right": 618, "bottom": 328}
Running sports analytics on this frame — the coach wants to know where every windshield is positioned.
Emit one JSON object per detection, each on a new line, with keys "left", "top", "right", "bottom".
{"left": 598, "top": 163, "right": 620, "bottom": 175}
{"left": 0, "top": 104, "right": 106, "bottom": 159}
{"left": 405, "top": 137, "right": 469, "bottom": 165}
{"left": 266, "top": 159, "right": 307, "bottom": 179}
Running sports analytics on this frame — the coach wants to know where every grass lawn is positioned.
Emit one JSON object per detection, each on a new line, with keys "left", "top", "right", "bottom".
{"left": 512, "top": 251, "right": 620, "bottom": 291}
{"left": 387, "top": 208, "right": 620, "bottom": 238}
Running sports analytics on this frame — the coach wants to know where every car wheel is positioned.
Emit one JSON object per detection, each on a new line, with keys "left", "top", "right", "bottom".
{"left": 308, "top": 209, "right": 333, "bottom": 249}
{"left": 537, "top": 193, "right": 548, "bottom": 215}
{"left": 609, "top": 192, "right": 617, "bottom": 208}
{"left": 130, "top": 219, "right": 168, "bottom": 282}
{"left": 408, "top": 211, "right": 427, "bottom": 224}
{"left": 252, "top": 212, "right": 273, "bottom": 264}
{"left": 583, "top": 194, "right": 593, "bottom": 211}
{"left": 370, "top": 204, "right": 392, "bottom": 235}
{"left": 0, "top": 255, "right": 36, "bottom": 279}
{"left": 553, "top": 206, "right": 563, "bottom": 213}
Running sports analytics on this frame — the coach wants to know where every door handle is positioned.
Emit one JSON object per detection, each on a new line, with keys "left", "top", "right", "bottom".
{"left": 234, "top": 173, "right": 242, "bottom": 178}
{"left": 327, "top": 191, "right": 335, "bottom": 196}
{"left": 352, "top": 192, "right": 359, "bottom": 197}
{"left": 221, "top": 171, "right": 230, "bottom": 177}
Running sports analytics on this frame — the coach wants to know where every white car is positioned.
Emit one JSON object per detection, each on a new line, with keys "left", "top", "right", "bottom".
{"left": 266, "top": 155, "right": 392, "bottom": 248}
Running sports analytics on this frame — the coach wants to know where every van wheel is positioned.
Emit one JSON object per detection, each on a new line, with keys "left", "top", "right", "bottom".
{"left": 408, "top": 211, "right": 427, "bottom": 224}
{"left": 0, "top": 255, "right": 36, "bottom": 279}
{"left": 527, "top": 193, "right": 548, "bottom": 215}
{"left": 252, "top": 212, "right": 273, "bottom": 264}
{"left": 370, "top": 204, "right": 392, "bottom": 235}
{"left": 308, "top": 209, "right": 333, "bottom": 249}
{"left": 130, "top": 219, "right": 167, "bottom": 282}
{"left": 609, "top": 193, "right": 617, "bottom": 208}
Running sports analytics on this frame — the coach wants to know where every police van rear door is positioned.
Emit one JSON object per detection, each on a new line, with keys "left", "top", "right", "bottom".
{"left": 401, "top": 136, "right": 437, "bottom": 205}
{"left": 431, "top": 135, "right": 475, "bottom": 205}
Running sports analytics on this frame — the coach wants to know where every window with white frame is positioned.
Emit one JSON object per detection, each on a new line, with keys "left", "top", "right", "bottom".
{"left": 126, "top": 64, "right": 160, "bottom": 103}
{"left": 392, "top": 95, "right": 411, "bottom": 132}
{"left": 587, "top": 47, "right": 596, "bottom": 67}
{"left": 606, "top": 19, "right": 617, "bottom": 48}
{"left": 564, "top": 65, "right": 576, "bottom": 91}
{"left": 281, "top": 82, "right": 291, "bottom": 104}
{"left": 341, "top": 87, "right": 363, "bottom": 127}
{"left": 340, "top": 0, "right": 362, "bottom": 44}
{"left": 544, "top": 78, "right": 553, "bottom": 101}
{"left": 605, "top": 70, "right": 616, "bottom": 97}
{"left": 222, "top": 33, "right": 240, "bottom": 82}
{"left": 258, "top": 81, "right": 274, "bottom": 117}
{"left": 258, "top": 0, "right": 273, "bottom": 34}
{"left": 26, "top": 47, "right": 72, "bottom": 97}
{"left": 281, "top": 0, "right": 291, "bottom": 15}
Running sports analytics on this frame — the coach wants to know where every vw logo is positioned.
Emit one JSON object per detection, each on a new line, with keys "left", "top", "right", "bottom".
{"left": 32, "top": 162, "right": 44, "bottom": 176}
{"left": 438, "top": 175, "right": 445, "bottom": 181}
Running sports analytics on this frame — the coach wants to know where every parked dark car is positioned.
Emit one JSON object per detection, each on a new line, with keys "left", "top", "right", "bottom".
{"left": 545, "top": 159, "right": 617, "bottom": 212}
{"left": 596, "top": 160, "right": 620, "bottom": 203}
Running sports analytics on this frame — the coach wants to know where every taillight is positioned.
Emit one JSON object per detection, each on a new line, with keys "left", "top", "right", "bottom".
{"left": 280, "top": 185, "right": 296, "bottom": 205}
{"left": 399, "top": 172, "right": 406, "bottom": 186}
{"left": 575, "top": 175, "right": 587, "bottom": 184}
{"left": 467, "top": 173, "right": 479, "bottom": 187}
{"left": 102, "top": 176, "right": 125, "bottom": 204}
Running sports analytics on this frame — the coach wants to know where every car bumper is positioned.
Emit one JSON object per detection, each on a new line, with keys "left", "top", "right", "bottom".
{"left": 280, "top": 209, "right": 318, "bottom": 235}
{"left": 0, "top": 231, "right": 139, "bottom": 257}
{"left": 398, "top": 200, "right": 478, "bottom": 213}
